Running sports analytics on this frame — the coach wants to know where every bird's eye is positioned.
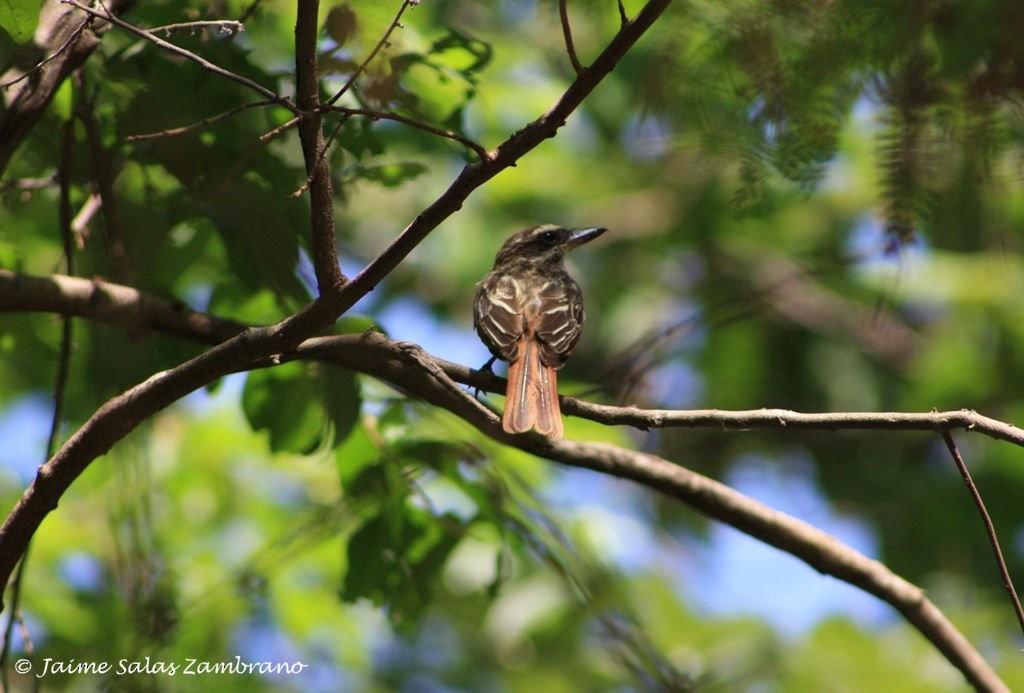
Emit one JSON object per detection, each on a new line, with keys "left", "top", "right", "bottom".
{"left": 540, "top": 230, "right": 559, "bottom": 244}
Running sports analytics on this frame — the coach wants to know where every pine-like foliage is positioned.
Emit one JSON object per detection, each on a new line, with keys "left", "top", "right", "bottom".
{"left": 636, "top": 0, "right": 1024, "bottom": 248}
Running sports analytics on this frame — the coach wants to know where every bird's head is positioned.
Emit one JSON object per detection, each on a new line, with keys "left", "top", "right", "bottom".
{"left": 493, "top": 224, "right": 607, "bottom": 268}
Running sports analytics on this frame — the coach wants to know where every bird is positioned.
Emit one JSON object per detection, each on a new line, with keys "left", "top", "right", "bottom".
{"left": 473, "top": 224, "right": 607, "bottom": 439}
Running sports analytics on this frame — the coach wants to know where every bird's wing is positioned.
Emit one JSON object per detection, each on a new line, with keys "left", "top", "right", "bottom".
{"left": 474, "top": 272, "right": 524, "bottom": 362}
{"left": 533, "top": 277, "right": 585, "bottom": 368}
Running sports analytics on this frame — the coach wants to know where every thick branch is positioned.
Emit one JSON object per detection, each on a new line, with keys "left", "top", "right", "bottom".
{"left": 0, "top": 272, "right": 1011, "bottom": 689}
{"left": 295, "top": 333, "right": 1007, "bottom": 692}
{"left": 3, "top": 268, "right": 1023, "bottom": 449}
{"left": 0, "top": 270, "right": 244, "bottom": 343}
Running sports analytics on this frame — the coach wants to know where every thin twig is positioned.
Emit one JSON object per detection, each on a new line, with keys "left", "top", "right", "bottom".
{"left": 617, "top": 0, "right": 630, "bottom": 25}
{"left": 258, "top": 115, "right": 299, "bottom": 143}
{"left": 0, "top": 176, "right": 58, "bottom": 191}
{"left": 125, "top": 100, "right": 276, "bottom": 142}
{"left": 70, "top": 192, "right": 101, "bottom": 243}
{"left": 321, "top": 105, "right": 489, "bottom": 161}
{"left": 326, "top": 0, "right": 419, "bottom": 106}
{"left": 0, "top": 14, "right": 92, "bottom": 90}
{"left": 559, "top": 0, "right": 583, "bottom": 74}
{"left": 150, "top": 20, "right": 244, "bottom": 35}
{"left": 61, "top": 0, "right": 295, "bottom": 110}
{"left": 941, "top": 431, "right": 1024, "bottom": 636}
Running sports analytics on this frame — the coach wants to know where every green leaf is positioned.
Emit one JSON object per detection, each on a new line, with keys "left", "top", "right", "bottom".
{"left": 242, "top": 362, "right": 324, "bottom": 453}
{"left": 325, "top": 4, "right": 357, "bottom": 48}
{"left": 350, "top": 161, "right": 428, "bottom": 188}
{"left": 429, "top": 29, "right": 492, "bottom": 75}
{"left": 341, "top": 506, "right": 466, "bottom": 629}
{"left": 0, "top": 0, "right": 38, "bottom": 44}
{"left": 321, "top": 364, "right": 361, "bottom": 446}
{"left": 242, "top": 362, "right": 361, "bottom": 453}
{"left": 51, "top": 80, "right": 74, "bottom": 121}
{"left": 201, "top": 177, "right": 310, "bottom": 304}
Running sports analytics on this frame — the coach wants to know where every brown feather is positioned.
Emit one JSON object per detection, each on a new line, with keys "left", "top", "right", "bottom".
{"left": 476, "top": 224, "right": 606, "bottom": 439}
{"left": 503, "top": 337, "right": 536, "bottom": 434}
{"left": 533, "top": 362, "right": 563, "bottom": 439}
{"left": 503, "top": 334, "right": 564, "bottom": 439}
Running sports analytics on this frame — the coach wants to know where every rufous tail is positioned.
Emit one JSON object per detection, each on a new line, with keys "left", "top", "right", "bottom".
{"left": 503, "top": 337, "right": 563, "bottom": 439}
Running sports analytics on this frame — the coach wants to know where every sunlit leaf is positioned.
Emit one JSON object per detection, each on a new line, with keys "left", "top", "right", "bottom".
{"left": 0, "top": 0, "right": 37, "bottom": 43}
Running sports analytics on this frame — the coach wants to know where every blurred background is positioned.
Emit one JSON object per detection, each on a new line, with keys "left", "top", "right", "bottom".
{"left": 3, "top": 0, "right": 1024, "bottom": 689}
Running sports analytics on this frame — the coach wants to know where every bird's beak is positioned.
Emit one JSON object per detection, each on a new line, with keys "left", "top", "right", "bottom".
{"left": 564, "top": 226, "right": 607, "bottom": 250}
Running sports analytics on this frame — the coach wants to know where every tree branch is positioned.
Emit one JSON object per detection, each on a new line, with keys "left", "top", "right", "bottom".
{"left": 5, "top": 269, "right": 1024, "bottom": 448}
{"left": 294, "top": 0, "right": 345, "bottom": 293}
{"left": 149, "top": 19, "right": 244, "bottom": 36}
{"left": 0, "top": 271, "right": 1013, "bottom": 689}
{"left": 0, "top": 0, "right": 132, "bottom": 175}
{"left": 559, "top": 0, "right": 583, "bottom": 74}
{"left": 0, "top": 270, "right": 245, "bottom": 343}
{"left": 61, "top": 0, "right": 294, "bottom": 109}
{"left": 295, "top": 333, "right": 1008, "bottom": 692}
{"left": 320, "top": 105, "right": 489, "bottom": 161}
{"left": 323, "top": 0, "right": 674, "bottom": 320}
{"left": 0, "top": 0, "right": 670, "bottom": 620}
{"left": 124, "top": 100, "right": 276, "bottom": 142}
{"left": 942, "top": 431, "right": 1024, "bottom": 636}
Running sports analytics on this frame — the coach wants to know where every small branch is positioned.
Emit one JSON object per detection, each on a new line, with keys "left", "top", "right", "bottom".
{"left": 321, "top": 105, "right": 489, "bottom": 161}
{"left": 561, "top": 402, "right": 1024, "bottom": 447}
{"left": 942, "top": 431, "right": 1024, "bottom": 636}
{"left": 0, "top": 176, "right": 58, "bottom": 191}
{"left": 0, "top": 271, "right": 246, "bottom": 343}
{"left": 326, "top": 0, "right": 419, "bottom": 107}
{"left": 294, "top": 0, "right": 345, "bottom": 293}
{"left": 617, "top": 0, "right": 630, "bottom": 25}
{"left": 70, "top": 192, "right": 101, "bottom": 242}
{"left": 125, "top": 100, "right": 275, "bottom": 142}
{"left": 258, "top": 115, "right": 300, "bottom": 144}
{"left": 0, "top": 13, "right": 92, "bottom": 90}
{"left": 559, "top": 0, "right": 583, "bottom": 74}
{"left": 61, "top": 0, "right": 295, "bottom": 110}
{"left": 150, "top": 20, "right": 244, "bottom": 35}
{"left": 0, "top": 0, "right": 132, "bottom": 174}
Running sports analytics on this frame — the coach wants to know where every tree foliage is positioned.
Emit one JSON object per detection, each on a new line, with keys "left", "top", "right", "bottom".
{"left": 2, "top": 0, "right": 1024, "bottom": 690}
